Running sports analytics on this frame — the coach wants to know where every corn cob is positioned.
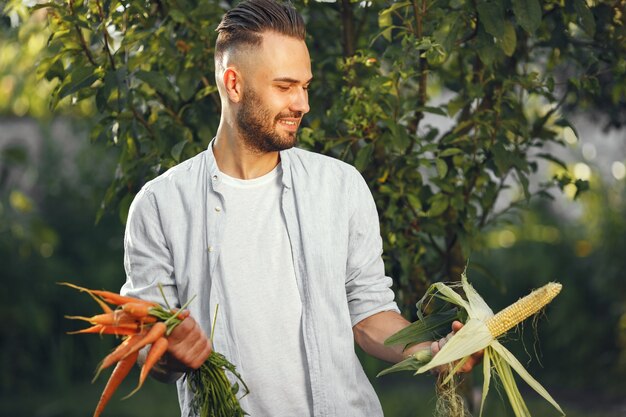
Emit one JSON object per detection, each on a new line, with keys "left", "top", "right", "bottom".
{"left": 485, "top": 282, "right": 562, "bottom": 338}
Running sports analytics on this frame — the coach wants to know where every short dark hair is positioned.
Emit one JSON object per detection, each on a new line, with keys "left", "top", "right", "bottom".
{"left": 215, "top": 0, "right": 305, "bottom": 60}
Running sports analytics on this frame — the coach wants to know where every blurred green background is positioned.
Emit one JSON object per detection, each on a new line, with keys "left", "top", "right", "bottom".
{"left": 1, "top": 1, "right": 625, "bottom": 416}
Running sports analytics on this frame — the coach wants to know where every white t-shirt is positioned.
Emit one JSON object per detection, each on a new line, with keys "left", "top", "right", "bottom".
{"left": 216, "top": 163, "right": 313, "bottom": 416}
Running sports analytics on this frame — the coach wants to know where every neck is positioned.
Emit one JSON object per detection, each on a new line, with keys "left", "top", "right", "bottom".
{"left": 213, "top": 122, "right": 280, "bottom": 180}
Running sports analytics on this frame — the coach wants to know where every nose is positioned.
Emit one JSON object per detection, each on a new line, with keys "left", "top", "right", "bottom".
{"left": 290, "top": 87, "right": 310, "bottom": 115}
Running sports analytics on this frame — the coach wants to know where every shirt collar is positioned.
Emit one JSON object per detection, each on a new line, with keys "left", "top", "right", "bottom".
{"left": 205, "top": 138, "right": 293, "bottom": 191}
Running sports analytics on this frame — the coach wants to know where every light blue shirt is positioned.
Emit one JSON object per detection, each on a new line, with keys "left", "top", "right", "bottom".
{"left": 121, "top": 142, "right": 400, "bottom": 417}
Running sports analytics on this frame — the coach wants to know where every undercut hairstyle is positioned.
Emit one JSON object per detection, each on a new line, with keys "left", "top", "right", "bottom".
{"left": 215, "top": 0, "right": 305, "bottom": 62}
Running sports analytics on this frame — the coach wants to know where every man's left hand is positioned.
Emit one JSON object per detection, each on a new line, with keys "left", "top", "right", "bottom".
{"left": 430, "top": 320, "right": 483, "bottom": 373}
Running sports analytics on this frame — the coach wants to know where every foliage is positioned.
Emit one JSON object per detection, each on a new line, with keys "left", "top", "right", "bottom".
{"left": 12, "top": 0, "right": 227, "bottom": 222}
{"left": 0, "top": 2, "right": 94, "bottom": 118}
{"left": 15, "top": 0, "right": 624, "bottom": 313}
{"left": 303, "top": 0, "right": 624, "bottom": 310}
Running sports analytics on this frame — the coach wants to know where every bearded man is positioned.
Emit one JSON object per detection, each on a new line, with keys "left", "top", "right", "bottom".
{"left": 121, "top": 1, "right": 479, "bottom": 416}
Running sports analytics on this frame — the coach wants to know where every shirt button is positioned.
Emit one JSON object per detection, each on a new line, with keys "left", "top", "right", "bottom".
{"left": 208, "top": 246, "right": 214, "bottom": 252}
{"left": 212, "top": 175, "right": 218, "bottom": 181}
{"left": 215, "top": 206, "right": 221, "bottom": 212}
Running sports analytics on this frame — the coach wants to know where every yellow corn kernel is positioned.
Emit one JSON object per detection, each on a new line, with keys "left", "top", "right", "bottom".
{"left": 486, "top": 282, "right": 562, "bottom": 338}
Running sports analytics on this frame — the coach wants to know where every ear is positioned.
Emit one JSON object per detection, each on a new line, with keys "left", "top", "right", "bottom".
{"left": 223, "top": 67, "right": 243, "bottom": 103}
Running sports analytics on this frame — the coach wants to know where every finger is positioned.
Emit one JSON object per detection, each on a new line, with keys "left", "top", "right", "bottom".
{"left": 182, "top": 338, "right": 212, "bottom": 369}
{"left": 168, "top": 321, "right": 212, "bottom": 369}
{"left": 430, "top": 340, "right": 440, "bottom": 355}
{"left": 459, "top": 359, "right": 474, "bottom": 373}
{"left": 451, "top": 320, "right": 463, "bottom": 332}
{"left": 458, "top": 350, "right": 484, "bottom": 373}
{"left": 168, "top": 316, "right": 196, "bottom": 343}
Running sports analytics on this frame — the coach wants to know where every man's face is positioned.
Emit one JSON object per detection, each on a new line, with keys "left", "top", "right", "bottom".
{"left": 236, "top": 31, "right": 312, "bottom": 153}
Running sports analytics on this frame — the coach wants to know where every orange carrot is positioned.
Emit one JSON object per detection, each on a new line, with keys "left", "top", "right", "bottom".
{"left": 58, "top": 282, "right": 157, "bottom": 307}
{"left": 93, "top": 350, "right": 139, "bottom": 417}
{"left": 124, "top": 336, "right": 169, "bottom": 399}
{"left": 91, "top": 290, "right": 157, "bottom": 307}
{"left": 66, "top": 311, "right": 157, "bottom": 326}
{"left": 122, "top": 302, "right": 152, "bottom": 318}
{"left": 67, "top": 324, "right": 139, "bottom": 336}
{"left": 88, "top": 292, "right": 113, "bottom": 314}
{"left": 121, "top": 321, "right": 167, "bottom": 360}
{"left": 98, "top": 332, "right": 147, "bottom": 373}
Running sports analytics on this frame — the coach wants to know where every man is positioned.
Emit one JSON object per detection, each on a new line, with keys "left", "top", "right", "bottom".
{"left": 121, "top": 0, "right": 479, "bottom": 416}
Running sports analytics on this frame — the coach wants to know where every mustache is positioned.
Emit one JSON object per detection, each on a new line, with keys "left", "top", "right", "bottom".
{"left": 275, "top": 112, "right": 303, "bottom": 120}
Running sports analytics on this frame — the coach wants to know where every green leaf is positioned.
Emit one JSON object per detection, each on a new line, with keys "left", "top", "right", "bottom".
{"left": 574, "top": 0, "right": 595, "bottom": 36}
{"left": 573, "top": 178, "right": 589, "bottom": 200}
{"left": 377, "top": 350, "right": 431, "bottom": 377}
{"left": 56, "top": 65, "right": 99, "bottom": 101}
{"left": 439, "top": 147, "right": 463, "bottom": 157}
{"left": 135, "top": 70, "right": 177, "bottom": 101}
{"left": 379, "top": 1, "right": 411, "bottom": 22}
{"left": 477, "top": 1, "right": 505, "bottom": 38}
{"left": 500, "top": 22, "right": 517, "bottom": 57}
{"left": 535, "top": 153, "right": 567, "bottom": 170}
{"left": 447, "top": 96, "right": 466, "bottom": 117}
{"left": 516, "top": 167, "right": 530, "bottom": 200}
{"left": 178, "top": 70, "right": 201, "bottom": 102}
{"left": 511, "top": 0, "right": 542, "bottom": 35}
{"left": 406, "top": 193, "right": 422, "bottom": 211}
{"left": 171, "top": 140, "right": 188, "bottom": 162}
{"left": 377, "top": 2, "right": 410, "bottom": 41}
{"left": 378, "top": 11, "right": 393, "bottom": 41}
{"left": 383, "top": 308, "right": 460, "bottom": 347}
{"left": 427, "top": 195, "right": 449, "bottom": 217}
{"left": 169, "top": 9, "right": 186, "bottom": 23}
{"left": 419, "top": 106, "right": 448, "bottom": 116}
{"left": 354, "top": 143, "right": 373, "bottom": 171}
{"left": 435, "top": 159, "right": 448, "bottom": 179}
{"left": 492, "top": 143, "right": 513, "bottom": 174}
{"left": 555, "top": 118, "right": 579, "bottom": 140}
{"left": 442, "top": 14, "right": 462, "bottom": 53}
{"left": 30, "top": 2, "right": 62, "bottom": 10}
{"left": 476, "top": 28, "right": 499, "bottom": 65}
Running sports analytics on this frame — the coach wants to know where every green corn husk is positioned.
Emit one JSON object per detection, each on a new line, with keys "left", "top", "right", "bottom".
{"left": 378, "top": 270, "right": 564, "bottom": 417}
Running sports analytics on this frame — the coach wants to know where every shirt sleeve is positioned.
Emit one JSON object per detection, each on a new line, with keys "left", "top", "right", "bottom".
{"left": 121, "top": 186, "right": 180, "bottom": 308}
{"left": 121, "top": 187, "right": 184, "bottom": 382}
{"left": 345, "top": 168, "right": 400, "bottom": 327}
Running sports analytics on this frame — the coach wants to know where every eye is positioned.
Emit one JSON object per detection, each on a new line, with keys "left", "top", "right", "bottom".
{"left": 276, "top": 85, "right": 290, "bottom": 92}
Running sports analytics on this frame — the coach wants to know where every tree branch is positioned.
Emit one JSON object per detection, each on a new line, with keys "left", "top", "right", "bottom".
{"left": 68, "top": 0, "right": 97, "bottom": 67}
{"left": 340, "top": 0, "right": 356, "bottom": 58}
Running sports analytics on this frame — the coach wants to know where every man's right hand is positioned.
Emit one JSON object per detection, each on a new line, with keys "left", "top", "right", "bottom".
{"left": 165, "top": 314, "right": 213, "bottom": 371}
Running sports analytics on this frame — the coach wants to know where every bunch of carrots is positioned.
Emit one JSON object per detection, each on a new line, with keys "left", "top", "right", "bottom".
{"left": 61, "top": 282, "right": 248, "bottom": 417}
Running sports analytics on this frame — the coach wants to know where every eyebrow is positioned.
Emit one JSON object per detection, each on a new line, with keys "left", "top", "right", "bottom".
{"left": 273, "top": 77, "right": 313, "bottom": 85}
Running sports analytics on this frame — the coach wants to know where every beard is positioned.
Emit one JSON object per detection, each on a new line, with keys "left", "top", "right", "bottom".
{"left": 236, "top": 87, "right": 302, "bottom": 153}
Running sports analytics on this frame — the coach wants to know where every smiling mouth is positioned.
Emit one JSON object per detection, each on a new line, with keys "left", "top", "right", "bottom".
{"left": 277, "top": 118, "right": 301, "bottom": 129}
